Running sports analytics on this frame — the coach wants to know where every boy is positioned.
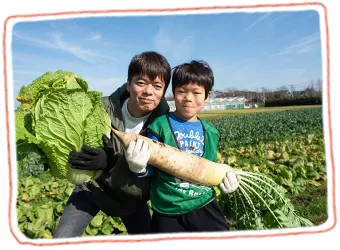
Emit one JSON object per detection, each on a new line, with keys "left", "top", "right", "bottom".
{"left": 53, "top": 51, "right": 171, "bottom": 237}
{"left": 124, "top": 60, "right": 240, "bottom": 233}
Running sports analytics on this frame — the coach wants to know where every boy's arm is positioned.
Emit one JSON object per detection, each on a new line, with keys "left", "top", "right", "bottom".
{"left": 134, "top": 129, "right": 158, "bottom": 178}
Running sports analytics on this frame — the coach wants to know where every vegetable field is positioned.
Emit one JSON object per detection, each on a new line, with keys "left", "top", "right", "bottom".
{"left": 16, "top": 106, "right": 327, "bottom": 238}
{"left": 206, "top": 108, "right": 326, "bottom": 229}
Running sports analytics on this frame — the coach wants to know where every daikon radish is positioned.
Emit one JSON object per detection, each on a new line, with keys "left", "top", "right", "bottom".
{"left": 106, "top": 123, "right": 232, "bottom": 186}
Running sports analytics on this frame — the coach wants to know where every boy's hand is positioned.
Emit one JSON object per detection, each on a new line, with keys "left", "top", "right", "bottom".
{"left": 125, "top": 139, "right": 152, "bottom": 174}
{"left": 219, "top": 171, "right": 240, "bottom": 194}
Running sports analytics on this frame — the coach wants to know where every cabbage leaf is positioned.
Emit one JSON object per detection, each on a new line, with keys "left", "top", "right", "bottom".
{"left": 16, "top": 70, "right": 111, "bottom": 184}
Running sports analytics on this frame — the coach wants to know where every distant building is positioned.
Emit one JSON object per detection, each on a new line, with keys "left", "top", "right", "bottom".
{"left": 293, "top": 90, "right": 308, "bottom": 98}
{"left": 167, "top": 96, "right": 246, "bottom": 112}
{"left": 272, "top": 90, "right": 292, "bottom": 99}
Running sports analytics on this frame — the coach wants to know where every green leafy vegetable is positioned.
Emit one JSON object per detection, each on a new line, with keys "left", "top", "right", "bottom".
{"left": 220, "top": 170, "right": 314, "bottom": 229}
{"left": 16, "top": 70, "right": 111, "bottom": 184}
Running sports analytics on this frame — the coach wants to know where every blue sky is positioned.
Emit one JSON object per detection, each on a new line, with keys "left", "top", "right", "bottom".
{"left": 11, "top": 10, "right": 322, "bottom": 104}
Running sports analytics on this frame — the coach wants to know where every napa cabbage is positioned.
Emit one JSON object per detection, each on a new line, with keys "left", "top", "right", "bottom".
{"left": 15, "top": 70, "right": 111, "bottom": 184}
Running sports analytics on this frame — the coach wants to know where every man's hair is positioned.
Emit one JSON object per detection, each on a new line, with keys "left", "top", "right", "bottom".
{"left": 171, "top": 60, "right": 214, "bottom": 99}
{"left": 127, "top": 51, "right": 171, "bottom": 92}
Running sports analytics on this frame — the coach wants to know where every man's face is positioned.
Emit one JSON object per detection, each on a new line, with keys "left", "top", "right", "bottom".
{"left": 173, "top": 82, "right": 209, "bottom": 122}
{"left": 127, "top": 75, "right": 166, "bottom": 118}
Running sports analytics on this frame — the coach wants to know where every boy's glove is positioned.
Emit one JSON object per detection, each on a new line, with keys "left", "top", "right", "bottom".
{"left": 220, "top": 171, "right": 240, "bottom": 194}
{"left": 69, "top": 135, "right": 115, "bottom": 171}
{"left": 125, "top": 139, "right": 152, "bottom": 174}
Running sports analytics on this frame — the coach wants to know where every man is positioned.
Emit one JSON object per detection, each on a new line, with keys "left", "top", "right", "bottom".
{"left": 53, "top": 51, "right": 171, "bottom": 238}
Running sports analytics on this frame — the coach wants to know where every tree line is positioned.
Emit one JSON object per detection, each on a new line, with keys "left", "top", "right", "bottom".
{"left": 165, "top": 78, "right": 323, "bottom": 107}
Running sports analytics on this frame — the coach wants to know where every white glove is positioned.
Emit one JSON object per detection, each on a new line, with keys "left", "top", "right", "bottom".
{"left": 125, "top": 139, "right": 152, "bottom": 173}
{"left": 219, "top": 171, "right": 240, "bottom": 194}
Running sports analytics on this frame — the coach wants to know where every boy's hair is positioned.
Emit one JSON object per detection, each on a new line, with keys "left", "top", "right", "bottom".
{"left": 127, "top": 51, "right": 171, "bottom": 93}
{"left": 171, "top": 60, "right": 214, "bottom": 99}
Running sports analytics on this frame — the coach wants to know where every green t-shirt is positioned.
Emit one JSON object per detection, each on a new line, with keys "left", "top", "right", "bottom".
{"left": 148, "top": 113, "right": 220, "bottom": 215}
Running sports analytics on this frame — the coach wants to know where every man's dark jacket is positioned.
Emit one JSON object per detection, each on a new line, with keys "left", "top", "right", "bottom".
{"left": 87, "top": 83, "right": 169, "bottom": 217}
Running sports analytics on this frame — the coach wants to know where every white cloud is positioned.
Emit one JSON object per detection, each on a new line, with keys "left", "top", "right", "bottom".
{"left": 52, "top": 33, "right": 99, "bottom": 62}
{"left": 13, "top": 31, "right": 57, "bottom": 49}
{"left": 12, "top": 31, "right": 115, "bottom": 63}
{"left": 244, "top": 13, "right": 271, "bottom": 32}
{"left": 152, "top": 26, "right": 193, "bottom": 63}
{"left": 88, "top": 33, "right": 102, "bottom": 41}
{"left": 295, "top": 45, "right": 314, "bottom": 54}
{"left": 11, "top": 52, "right": 88, "bottom": 74}
{"left": 267, "top": 13, "right": 286, "bottom": 27}
{"left": 276, "top": 32, "right": 320, "bottom": 56}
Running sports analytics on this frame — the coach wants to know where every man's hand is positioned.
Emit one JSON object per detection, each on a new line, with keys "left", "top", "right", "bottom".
{"left": 69, "top": 135, "right": 114, "bottom": 171}
{"left": 219, "top": 171, "right": 240, "bottom": 194}
{"left": 125, "top": 139, "right": 152, "bottom": 174}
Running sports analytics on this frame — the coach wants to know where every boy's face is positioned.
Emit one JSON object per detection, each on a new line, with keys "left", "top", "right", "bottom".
{"left": 173, "top": 82, "right": 209, "bottom": 122}
{"left": 127, "top": 74, "right": 166, "bottom": 118}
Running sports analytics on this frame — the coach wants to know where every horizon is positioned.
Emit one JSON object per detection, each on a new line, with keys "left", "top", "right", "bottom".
{"left": 12, "top": 9, "right": 322, "bottom": 106}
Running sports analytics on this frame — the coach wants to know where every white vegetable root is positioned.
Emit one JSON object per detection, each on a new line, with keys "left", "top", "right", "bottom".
{"left": 107, "top": 124, "right": 232, "bottom": 186}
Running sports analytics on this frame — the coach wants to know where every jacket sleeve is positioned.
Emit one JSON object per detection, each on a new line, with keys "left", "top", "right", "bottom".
{"left": 96, "top": 152, "right": 151, "bottom": 201}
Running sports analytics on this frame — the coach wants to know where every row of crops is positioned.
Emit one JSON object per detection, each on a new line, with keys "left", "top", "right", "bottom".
{"left": 207, "top": 107, "right": 323, "bottom": 148}
{"left": 207, "top": 107, "right": 325, "bottom": 195}
{"left": 16, "top": 107, "right": 326, "bottom": 238}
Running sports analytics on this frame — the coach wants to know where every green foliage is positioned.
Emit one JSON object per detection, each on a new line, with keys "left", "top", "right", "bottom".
{"left": 16, "top": 103, "right": 326, "bottom": 236}
{"left": 15, "top": 105, "right": 38, "bottom": 143}
{"left": 30, "top": 70, "right": 77, "bottom": 107}
{"left": 15, "top": 70, "right": 111, "bottom": 185}
{"left": 219, "top": 134, "right": 326, "bottom": 196}
{"left": 212, "top": 107, "right": 326, "bottom": 230}
{"left": 288, "top": 181, "right": 328, "bottom": 225}
{"left": 18, "top": 152, "right": 45, "bottom": 178}
{"left": 207, "top": 108, "right": 323, "bottom": 148}
{"left": 218, "top": 171, "right": 314, "bottom": 230}
{"left": 265, "top": 97, "right": 322, "bottom": 107}
{"left": 16, "top": 140, "right": 46, "bottom": 171}
{"left": 17, "top": 173, "right": 73, "bottom": 238}
{"left": 17, "top": 172, "right": 127, "bottom": 239}
{"left": 16, "top": 86, "right": 34, "bottom": 108}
